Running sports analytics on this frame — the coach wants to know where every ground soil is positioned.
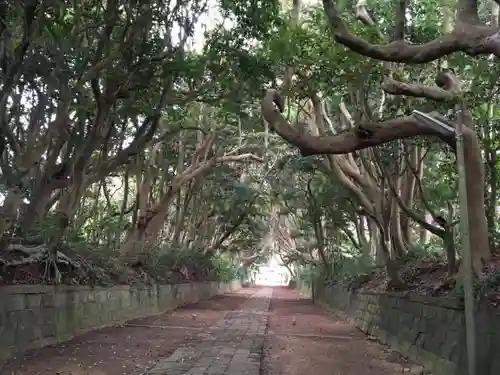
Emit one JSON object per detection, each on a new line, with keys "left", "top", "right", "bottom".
{"left": 0, "top": 241, "right": 226, "bottom": 287}
{"left": 262, "top": 287, "right": 412, "bottom": 375}
{"left": 0, "top": 288, "right": 258, "bottom": 375}
{"left": 0, "top": 259, "right": 217, "bottom": 287}
{"left": 351, "top": 254, "right": 500, "bottom": 304}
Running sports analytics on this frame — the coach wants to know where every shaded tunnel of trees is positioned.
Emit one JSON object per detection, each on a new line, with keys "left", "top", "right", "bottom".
{"left": 1, "top": 0, "right": 500, "bottom": 301}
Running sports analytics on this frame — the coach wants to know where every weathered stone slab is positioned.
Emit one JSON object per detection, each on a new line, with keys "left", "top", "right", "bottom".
{"left": 144, "top": 288, "right": 271, "bottom": 375}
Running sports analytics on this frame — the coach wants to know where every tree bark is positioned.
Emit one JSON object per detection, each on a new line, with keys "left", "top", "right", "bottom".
{"left": 262, "top": 90, "right": 491, "bottom": 275}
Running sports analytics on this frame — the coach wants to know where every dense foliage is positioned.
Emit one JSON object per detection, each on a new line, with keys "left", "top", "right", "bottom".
{"left": 2, "top": 0, "right": 500, "bottom": 300}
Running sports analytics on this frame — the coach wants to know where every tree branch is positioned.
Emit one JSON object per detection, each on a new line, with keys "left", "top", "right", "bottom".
{"left": 377, "top": 151, "right": 445, "bottom": 237}
{"left": 382, "top": 70, "right": 461, "bottom": 101}
{"left": 393, "top": 0, "right": 408, "bottom": 41}
{"left": 322, "top": 0, "right": 500, "bottom": 63}
{"left": 262, "top": 89, "right": 455, "bottom": 156}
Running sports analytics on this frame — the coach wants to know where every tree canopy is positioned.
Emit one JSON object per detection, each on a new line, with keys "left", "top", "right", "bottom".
{"left": 1, "top": 0, "right": 500, "bottom": 301}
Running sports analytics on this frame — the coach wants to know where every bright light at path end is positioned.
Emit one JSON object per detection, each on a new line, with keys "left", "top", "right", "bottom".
{"left": 255, "top": 266, "right": 289, "bottom": 286}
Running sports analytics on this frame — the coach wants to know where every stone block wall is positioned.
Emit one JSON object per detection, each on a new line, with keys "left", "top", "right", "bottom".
{"left": 299, "top": 283, "right": 500, "bottom": 375}
{"left": 0, "top": 280, "right": 241, "bottom": 361}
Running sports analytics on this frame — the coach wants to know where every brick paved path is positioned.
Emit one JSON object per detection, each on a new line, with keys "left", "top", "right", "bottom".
{"left": 145, "top": 288, "right": 272, "bottom": 375}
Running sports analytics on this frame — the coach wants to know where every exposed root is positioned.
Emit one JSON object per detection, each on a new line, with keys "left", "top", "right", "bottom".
{"left": 0, "top": 244, "right": 81, "bottom": 284}
{"left": 43, "top": 252, "right": 62, "bottom": 284}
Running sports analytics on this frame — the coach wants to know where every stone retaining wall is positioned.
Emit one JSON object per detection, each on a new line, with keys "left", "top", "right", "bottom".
{"left": 299, "top": 282, "right": 500, "bottom": 375}
{"left": 0, "top": 280, "right": 241, "bottom": 361}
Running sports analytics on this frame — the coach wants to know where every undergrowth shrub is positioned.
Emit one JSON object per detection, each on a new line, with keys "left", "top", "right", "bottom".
{"left": 400, "top": 243, "right": 444, "bottom": 263}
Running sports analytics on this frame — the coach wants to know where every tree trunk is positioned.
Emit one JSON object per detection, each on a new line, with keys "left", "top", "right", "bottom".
{"left": 390, "top": 195, "right": 406, "bottom": 258}
{"left": 0, "top": 188, "right": 23, "bottom": 242}
{"left": 20, "top": 183, "right": 59, "bottom": 233}
{"left": 368, "top": 218, "right": 383, "bottom": 264}
{"left": 419, "top": 212, "right": 431, "bottom": 245}
{"left": 400, "top": 145, "right": 418, "bottom": 246}
{"left": 486, "top": 147, "right": 497, "bottom": 246}
{"left": 119, "top": 153, "right": 261, "bottom": 263}
{"left": 171, "top": 133, "right": 186, "bottom": 246}
{"left": 443, "top": 230, "right": 457, "bottom": 275}
{"left": 374, "top": 218, "right": 404, "bottom": 289}
{"left": 462, "top": 127, "right": 491, "bottom": 274}
{"left": 120, "top": 188, "right": 176, "bottom": 264}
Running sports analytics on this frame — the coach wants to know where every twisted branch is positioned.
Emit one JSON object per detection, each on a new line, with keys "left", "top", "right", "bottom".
{"left": 261, "top": 89, "right": 455, "bottom": 156}
{"left": 322, "top": 0, "right": 500, "bottom": 64}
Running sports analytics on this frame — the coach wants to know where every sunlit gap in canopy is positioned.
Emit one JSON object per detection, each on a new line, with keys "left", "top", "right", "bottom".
{"left": 169, "top": 0, "right": 235, "bottom": 53}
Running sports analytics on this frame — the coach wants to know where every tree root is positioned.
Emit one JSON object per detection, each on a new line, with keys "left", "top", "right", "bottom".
{"left": 0, "top": 244, "right": 81, "bottom": 283}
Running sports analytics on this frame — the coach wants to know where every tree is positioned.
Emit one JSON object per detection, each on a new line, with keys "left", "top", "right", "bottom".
{"left": 0, "top": 0, "right": 281, "bottom": 284}
{"left": 262, "top": 0, "right": 497, "bottom": 276}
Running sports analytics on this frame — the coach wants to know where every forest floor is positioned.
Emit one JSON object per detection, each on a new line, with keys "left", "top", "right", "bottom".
{"left": 0, "top": 260, "right": 204, "bottom": 286}
{"left": 352, "top": 253, "right": 500, "bottom": 304}
{"left": 0, "top": 242, "right": 219, "bottom": 286}
{"left": 2, "top": 287, "right": 418, "bottom": 375}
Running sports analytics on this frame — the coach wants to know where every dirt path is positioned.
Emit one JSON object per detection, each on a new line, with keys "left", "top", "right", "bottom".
{"left": 263, "top": 287, "right": 411, "bottom": 375}
{"left": 1, "top": 287, "right": 257, "bottom": 375}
